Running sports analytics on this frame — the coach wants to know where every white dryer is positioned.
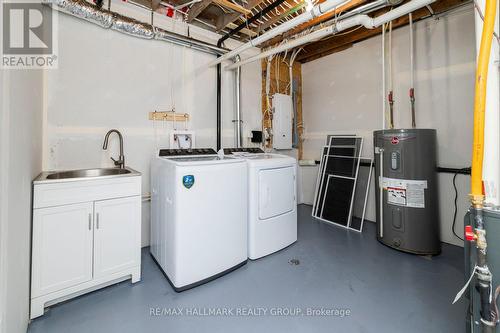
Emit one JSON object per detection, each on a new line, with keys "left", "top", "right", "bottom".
{"left": 223, "top": 148, "right": 297, "bottom": 260}
{"left": 150, "top": 148, "right": 248, "bottom": 291}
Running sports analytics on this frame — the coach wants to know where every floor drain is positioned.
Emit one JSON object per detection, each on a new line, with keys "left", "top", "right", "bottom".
{"left": 289, "top": 259, "right": 300, "bottom": 265}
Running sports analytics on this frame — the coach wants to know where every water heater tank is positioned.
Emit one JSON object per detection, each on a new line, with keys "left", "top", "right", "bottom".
{"left": 373, "top": 129, "right": 440, "bottom": 255}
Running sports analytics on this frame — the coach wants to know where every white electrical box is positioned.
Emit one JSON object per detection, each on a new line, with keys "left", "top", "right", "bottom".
{"left": 272, "top": 93, "right": 293, "bottom": 150}
{"left": 170, "top": 130, "right": 195, "bottom": 149}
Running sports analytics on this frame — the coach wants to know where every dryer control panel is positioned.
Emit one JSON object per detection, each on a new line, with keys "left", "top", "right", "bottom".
{"left": 224, "top": 148, "right": 264, "bottom": 155}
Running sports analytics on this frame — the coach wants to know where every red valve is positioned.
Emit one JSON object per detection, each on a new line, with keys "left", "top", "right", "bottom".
{"left": 388, "top": 91, "right": 394, "bottom": 103}
{"left": 465, "top": 225, "right": 476, "bottom": 241}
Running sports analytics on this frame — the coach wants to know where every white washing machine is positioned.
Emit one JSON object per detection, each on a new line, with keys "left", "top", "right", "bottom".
{"left": 150, "top": 148, "right": 248, "bottom": 291}
{"left": 223, "top": 148, "right": 297, "bottom": 260}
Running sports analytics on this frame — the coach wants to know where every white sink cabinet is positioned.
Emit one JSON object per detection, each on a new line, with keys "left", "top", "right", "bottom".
{"left": 30, "top": 172, "right": 142, "bottom": 319}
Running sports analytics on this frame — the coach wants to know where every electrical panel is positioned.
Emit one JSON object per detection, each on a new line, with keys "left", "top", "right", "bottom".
{"left": 272, "top": 93, "right": 293, "bottom": 150}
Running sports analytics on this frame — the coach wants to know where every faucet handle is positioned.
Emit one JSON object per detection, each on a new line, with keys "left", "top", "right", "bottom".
{"left": 110, "top": 157, "right": 119, "bottom": 166}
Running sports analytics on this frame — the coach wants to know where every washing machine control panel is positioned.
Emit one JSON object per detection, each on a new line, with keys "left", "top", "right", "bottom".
{"left": 224, "top": 148, "right": 265, "bottom": 155}
{"left": 159, "top": 148, "right": 217, "bottom": 157}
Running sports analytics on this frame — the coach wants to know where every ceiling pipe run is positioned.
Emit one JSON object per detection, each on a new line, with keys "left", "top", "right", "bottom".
{"left": 44, "top": 0, "right": 229, "bottom": 56}
{"left": 225, "top": 0, "right": 436, "bottom": 70}
{"left": 218, "top": 0, "right": 289, "bottom": 45}
{"left": 208, "top": 0, "right": 351, "bottom": 67}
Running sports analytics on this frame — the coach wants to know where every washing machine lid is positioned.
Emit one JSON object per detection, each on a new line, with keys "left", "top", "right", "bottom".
{"left": 259, "top": 166, "right": 295, "bottom": 220}
{"left": 224, "top": 148, "right": 295, "bottom": 165}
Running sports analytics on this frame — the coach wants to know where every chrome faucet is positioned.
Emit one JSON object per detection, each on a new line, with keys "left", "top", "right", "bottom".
{"left": 102, "top": 129, "right": 125, "bottom": 169}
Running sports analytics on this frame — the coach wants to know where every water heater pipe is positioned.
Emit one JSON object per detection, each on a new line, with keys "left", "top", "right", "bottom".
{"left": 225, "top": 0, "right": 436, "bottom": 71}
{"left": 387, "top": 21, "right": 394, "bottom": 129}
{"left": 409, "top": 13, "right": 416, "bottom": 128}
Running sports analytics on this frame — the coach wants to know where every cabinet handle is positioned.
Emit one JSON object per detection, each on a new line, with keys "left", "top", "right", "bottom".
{"left": 96, "top": 213, "right": 99, "bottom": 229}
{"left": 88, "top": 213, "right": 92, "bottom": 230}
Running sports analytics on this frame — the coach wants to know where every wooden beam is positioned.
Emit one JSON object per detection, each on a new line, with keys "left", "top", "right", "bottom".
{"left": 297, "top": 0, "right": 467, "bottom": 63}
{"left": 261, "top": 0, "right": 366, "bottom": 48}
{"left": 187, "top": 0, "right": 213, "bottom": 23}
{"left": 214, "top": 0, "right": 252, "bottom": 15}
{"left": 227, "top": 22, "right": 258, "bottom": 37}
{"left": 299, "top": 44, "right": 353, "bottom": 63}
{"left": 215, "top": 0, "right": 266, "bottom": 31}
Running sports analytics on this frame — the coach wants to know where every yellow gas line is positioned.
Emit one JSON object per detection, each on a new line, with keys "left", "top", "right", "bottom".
{"left": 470, "top": 0, "right": 497, "bottom": 208}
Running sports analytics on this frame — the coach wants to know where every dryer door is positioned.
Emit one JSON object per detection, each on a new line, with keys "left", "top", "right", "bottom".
{"left": 259, "top": 166, "right": 295, "bottom": 220}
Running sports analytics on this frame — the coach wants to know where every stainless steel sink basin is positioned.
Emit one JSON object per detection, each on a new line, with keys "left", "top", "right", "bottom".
{"left": 46, "top": 168, "right": 132, "bottom": 180}
{"left": 34, "top": 167, "right": 140, "bottom": 184}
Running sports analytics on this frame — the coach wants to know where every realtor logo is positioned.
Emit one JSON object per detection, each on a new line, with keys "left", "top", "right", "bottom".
{"left": 2, "top": 0, "right": 58, "bottom": 69}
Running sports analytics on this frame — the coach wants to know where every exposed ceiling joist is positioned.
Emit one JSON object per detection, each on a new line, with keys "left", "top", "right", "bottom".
{"left": 227, "top": 22, "right": 258, "bottom": 36}
{"left": 254, "top": 2, "right": 306, "bottom": 33}
{"left": 214, "top": 0, "right": 252, "bottom": 15}
{"left": 215, "top": 0, "right": 267, "bottom": 31}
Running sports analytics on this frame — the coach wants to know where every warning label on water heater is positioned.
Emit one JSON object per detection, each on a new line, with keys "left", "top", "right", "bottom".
{"left": 387, "top": 187, "right": 407, "bottom": 205}
{"left": 380, "top": 177, "right": 427, "bottom": 208}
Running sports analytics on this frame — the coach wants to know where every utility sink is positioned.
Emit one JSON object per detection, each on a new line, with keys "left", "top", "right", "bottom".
{"left": 34, "top": 167, "right": 140, "bottom": 184}
{"left": 46, "top": 168, "right": 131, "bottom": 179}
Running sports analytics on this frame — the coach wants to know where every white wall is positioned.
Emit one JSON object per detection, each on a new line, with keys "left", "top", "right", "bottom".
{"left": 44, "top": 5, "right": 262, "bottom": 247}
{"left": 0, "top": 69, "right": 44, "bottom": 332}
{"left": 301, "top": 6, "right": 475, "bottom": 246}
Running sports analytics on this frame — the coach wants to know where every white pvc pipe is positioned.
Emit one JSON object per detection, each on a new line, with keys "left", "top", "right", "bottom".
{"left": 227, "top": 27, "right": 335, "bottom": 70}
{"left": 225, "top": 0, "right": 436, "bottom": 70}
{"left": 208, "top": 0, "right": 350, "bottom": 66}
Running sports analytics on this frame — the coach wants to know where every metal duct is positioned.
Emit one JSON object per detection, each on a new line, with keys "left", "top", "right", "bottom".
{"left": 44, "top": 0, "right": 228, "bottom": 55}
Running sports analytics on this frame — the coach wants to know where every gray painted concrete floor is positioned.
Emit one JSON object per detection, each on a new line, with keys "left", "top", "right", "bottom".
{"left": 28, "top": 205, "right": 466, "bottom": 333}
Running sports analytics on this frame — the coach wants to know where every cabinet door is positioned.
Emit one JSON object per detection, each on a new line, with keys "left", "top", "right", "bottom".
{"left": 32, "top": 202, "right": 94, "bottom": 298}
{"left": 93, "top": 196, "right": 141, "bottom": 278}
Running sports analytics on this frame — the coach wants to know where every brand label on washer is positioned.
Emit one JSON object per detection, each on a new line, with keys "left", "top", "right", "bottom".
{"left": 380, "top": 177, "right": 427, "bottom": 208}
{"left": 182, "top": 175, "right": 195, "bottom": 189}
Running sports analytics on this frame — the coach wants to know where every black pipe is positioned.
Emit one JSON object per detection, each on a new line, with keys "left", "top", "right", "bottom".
{"left": 216, "top": 0, "right": 287, "bottom": 150}
{"left": 313, "top": 161, "right": 472, "bottom": 174}
{"left": 437, "top": 167, "right": 471, "bottom": 175}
